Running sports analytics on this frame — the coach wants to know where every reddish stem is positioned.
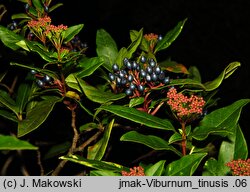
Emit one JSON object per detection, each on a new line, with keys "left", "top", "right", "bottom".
{"left": 181, "top": 122, "right": 187, "bottom": 156}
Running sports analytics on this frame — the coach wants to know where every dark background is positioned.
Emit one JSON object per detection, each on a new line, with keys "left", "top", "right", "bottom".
{"left": 1, "top": 0, "right": 250, "bottom": 174}
{"left": 56, "top": 0, "right": 250, "bottom": 146}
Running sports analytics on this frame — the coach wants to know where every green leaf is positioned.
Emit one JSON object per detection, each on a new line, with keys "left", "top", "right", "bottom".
{"left": 145, "top": 160, "right": 166, "bottom": 176}
{"left": 202, "top": 158, "right": 222, "bottom": 176}
{"left": 203, "top": 62, "right": 241, "bottom": 91}
{"left": 168, "top": 132, "right": 182, "bottom": 144}
{"left": 115, "top": 47, "right": 128, "bottom": 68}
{"left": 0, "top": 109, "right": 17, "bottom": 122}
{"left": 63, "top": 24, "right": 84, "bottom": 43}
{"left": 0, "top": 25, "right": 23, "bottom": 50}
{"left": 90, "top": 170, "right": 121, "bottom": 176}
{"left": 188, "top": 66, "right": 202, "bottom": 82}
{"left": 17, "top": 96, "right": 62, "bottom": 137}
{"left": 87, "top": 119, "right": 114, "bottom": 160}
{"left": 99, "top": 105, "right": 175, "bottom": 131}
{"left": 60, "top": 154, "right": 127, "bottom": 171}
{"left": 165, "top": 153, "right": 207, "bottom": 176}
{"left": 0, "top": 135, "right": 38, "bottom": 150}
{"left": 44, "top": 141, "right": 71, "bottom": 160}
{"left": 32, "top": 0, "right": 44, "bottom": 13}
{"left": 129, "top": 97, "right": 144, "bottom": 108}
{"left": 0, "top": 90, "right": 18, "bottom": 116}
{"left": 126, "top": 28, "right": 143, "bottom": 58}
{"left": 120, "top": 131, "right": 181, "bottom": 156}
{"left": 74, "top": 76, "right": 125, "bottom": 103}
{"left": 192, "top": 99, "right": 250, "bottom": 140}
{"left": 11, "top": 13, "right": 31, "bottom": 20}
{"left": 76, "top": 56, "right": 104, "bottom": 78}
{"left": 154, "top": 18, "right": 187, "bottom": 53}
{"left": 96, "top": 29, "right": 118, "bottom": 71}
{"left": 159, "top": 60, "right": 189, "bottom": 74}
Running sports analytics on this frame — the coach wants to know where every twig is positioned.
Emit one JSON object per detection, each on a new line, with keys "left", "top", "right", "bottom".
{"left": 1, "top": 156, "right": 14, "bottom": 175}
{"left": 37, "top": 150, "right": 44, "bottom": 176}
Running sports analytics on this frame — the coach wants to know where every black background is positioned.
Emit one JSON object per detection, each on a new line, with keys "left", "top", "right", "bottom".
{"left": 1, "top": 0, "right": 250, "bottom": 173}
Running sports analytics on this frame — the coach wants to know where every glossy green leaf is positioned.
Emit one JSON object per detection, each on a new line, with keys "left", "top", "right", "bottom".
{"left": 88, "top": 119, "right": 114, "bottom": 160}
{"left": 165, "top": 153, "right": 207, "bottom": 176}
{"left": 60, "top": 154, "right": 127, "bottom": 171}
{"left": 49, "top": 3, "right": 64, "bottom": 12}
{"left": 126, "top": 28, "right": 143, "bottom": 58}
{"left": 120, "top": 131, "right": 181, "bottom": 156}
{"left": 159, "top": 60, "right": 189, "bottom": 74}
{"left": 115, "top": 47, "right": 128, "bottom": 68}
{"left": 168, "top": 132, "right": 182, "bottom": 144}
{"left": 145, "top": 160, "right": 166, "bottom": 176}
{"left": 66, "top": 74, "right": 125, "bottom": 103}
{"left": 192, "top": 99, "right": 250, "bottom": 140}
{"left": 203, "top": 62, "right": 241, "bottom": 91}
{"left": 202, "top": 158, "right": 222, "bottom": 176}
{"left": 0, "top": 135, "right": 38, "bottom": 150}
{"left": 154, "top": 18, "right": 187, "bottom": 53}
{"left": 18, "top": 96, "right": 62, "bottom": 137}
{"left": 63, "top": 24, "right": 84, "bottom": 43}
{"left": 130, "top": 29, "right": 148, "bottom": 52}
{"left": 0, "top": 25, "right": 23, "bottom": 50}
{"left": 96, "top": 29, "right": 118, "bottom": 71}
{"left": 129, "top": 97, "right": 144, "bottom": 107}
{"left": 90, "top": 170, "right": 121, "bottom": 176}
{"left": 32, "top": 0, "right": 44, "bottom": 12}
{"left": 11, "top": 13, "right": 31, "bottom": 20}
{"left": 76, "top": 56, "right": 104, "bottom": 78}
{"left": 99, "top": 105, "right": 175, "bottom": 131}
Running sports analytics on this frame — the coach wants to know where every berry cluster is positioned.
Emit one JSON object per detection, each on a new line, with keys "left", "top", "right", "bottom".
{"left": 121, "top": 166, "right": 145, "bottom": 176}
{"left": 109, "top": 56, "right": 170, "bottom": 97}
{"left": 226, "top": 159, "right": 250, "bottom": 176}
{"left": 30, "top": 69, "right": 54, "bottom": 88}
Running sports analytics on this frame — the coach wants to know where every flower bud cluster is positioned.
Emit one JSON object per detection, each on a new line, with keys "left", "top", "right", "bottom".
{"left": 121, "top": 166, "right": 145, "bottom": 176}
{"left": 226, "top": 159, "right": 250, "bottom": 176}
{"left": 167, "top": 87, "right": 205, "bottom": 118}
{"left": 109, "top": 56, "right": 170, "bottom": 97}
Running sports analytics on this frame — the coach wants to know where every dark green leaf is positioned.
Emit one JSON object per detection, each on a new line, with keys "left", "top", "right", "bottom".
{"left": 165, "top": 153, "right": 207, "bottom": 176}
{"left": 11, "top": 13, "right": 31, "bottom": 20}
{"left": 203, "top": 62, "right": 241, "bottom": 91}
{"left": 60, "top": 154, "right": 127, "bottom": 171}
{"left": 120, "top": 131, "right": 181, "bottom": 156}
{"left": 192, "top": 99, "right": 250, "bottom": 140}
{"left": 32, "top": 0, "right": 44, "bottom": 12}
{"left": 126, "top": 28, "right": 143, "bottom": 58}
{"left": 0, "top": 25, "right": 23, "bottom": 50}
{"left": 168, "top": 132, "right": 182, "bottom": 144}
{"left": 0, "top": 90, "right": 18, "bottom": 116}
{"left": 44, "top": 141, "right": 71, "bottom": 160}
{"left": 18, "top": 96, "right": 62, "bottom": 137}
{"left": 63, "top": 24, "right": 84, "bottom": 43}
{"left": 88, "top": 119, "right": 114, "bottom": 160}
{"left": 0, "top": 135, "right": 38, "bottom": 150}
{"left": 90, "top": 170, "right": 121, "bottom": 176}
{"left": 145, "top": 160, "right": 166, "bottom": 176}
{"left": 188, "top": 66, "right": 201, "bottom": 82}
{"left": 0, "top": 110, "right": 17, "bottom": 122}
{"left": 76, "top": 56, "right": 104, "bottom": 78}
{"left": 154, "top": 18, "right": 187, "bottom": 53}
{"left": 96, "top": 29, "right": 118, "bottom": 71}
{"left": 129, "top": 97, "right": 144, "bottom": 107}
{"left": 99, "top": 105, "right": 175, "bottom": 131}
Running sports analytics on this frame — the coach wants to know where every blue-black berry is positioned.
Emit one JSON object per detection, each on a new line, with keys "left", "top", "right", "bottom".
{"left": 112, "top": 63, "right": 119, "bottom": 72}
{"left": 149, "top": 58, "right": 156, "bottom": 67}
{"left": 30, "top": 69, "right": 37, "bottom": 75}
{"left": 140, "top": 55, "right": 147, "bottom": 63}
{"left": 162, "top": 76, "right": 170, "bottom": 84}
{"left": 109, "top": 73, "right": 115, "bottom": 81}
{"left": 36, "top": 80, "right": 44, "bottom": 88}
{"left": 125, "top": 88, "right": 133, "bottom": 96}
{"left": 138, "top": 84, "right": 145, "bottom": 92}
{"left": 43, "top": 75, "right": 52, "bottom": 83}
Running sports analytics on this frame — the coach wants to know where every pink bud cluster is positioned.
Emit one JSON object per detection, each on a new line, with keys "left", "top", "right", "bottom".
{"left": 167, "top": 88, "right": 205, "bottom": 118}
{"left": 27, "top": 16, "right": 51, "bottom": 28}
{"left": 121, "top": 166, "right": 145, "bottom": 176}
{"left": 226, "top": 159, "right": 250, "bottom": 176}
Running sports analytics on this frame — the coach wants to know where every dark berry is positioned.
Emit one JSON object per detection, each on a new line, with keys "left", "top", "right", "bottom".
{"left": 149, "top": 58, "right": 156, "bottom": 67}
{"left": 121, "top": 77, "right": 127, "bottom": 85}
{"left": 151, "top": 73, "right": 158, "bottom": 82}
{"left": 162, "top": 76, "right": 170, "bottom": 84}
{"left": 43, "top": 75, "right": 52, "bottom": 83}
{"left": 158, "top": 35, "right": 163, "bottom": 41}
{"left": 140, "top": 55, "right": 147, "bottom": 63}
{"left": 112, "top": 63, "right": 119, "bottom": 72}
{"left": 30, "top": 69, "right": 37, "bottom": 75}
{"left": 24, "top": 4, "right": 29, "bottom": 11}
{"left": 116, "top": 77, "right": 121, "bottom": 85}
{"left": 155, "top": 66, "right": 161, "bottom": 75}
{"left": 146, "top": 66, "right": 153, "bottom": 74}
{"left": 119, "top": 71, "right": 125, "bottom": 78}
{"left": 81, "top": 42, "right": 88, "bottom": 48}
{"left": 140, "top": 69, "right": 147, "bottom": 77}
{"left": 126, "top": 61, "right": 132, "bottom": 69}
{"left": 44, "top": 6, "right": 49, "bottom": 13}
{"left": 158, "top": 71, "right": 165, "bottom": 80}
{"left": 132, "top": 61, "right": 138, "bottom": 70}
{"left": 127, "top": 74, "right": 134, "bottom": 82}
{"left": 146, "top": 74, "right": 151, "bottom": 82}
{"left": 123, "top": 58, "right": 129, "bottom": 65}
{"left": 109, "top": 73, "right": 115, "bottom": 81}
{"left": 138, "top": 85, "right": 145, "bottom": 92}
{"left": 129, "top": 83, "right": 136, "bottom": 90}
{"left": 125, "top": 88, "right": 133, "bottom": 96}
{"left": 36, "top": 80, "right": 44, "bottom": 88}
